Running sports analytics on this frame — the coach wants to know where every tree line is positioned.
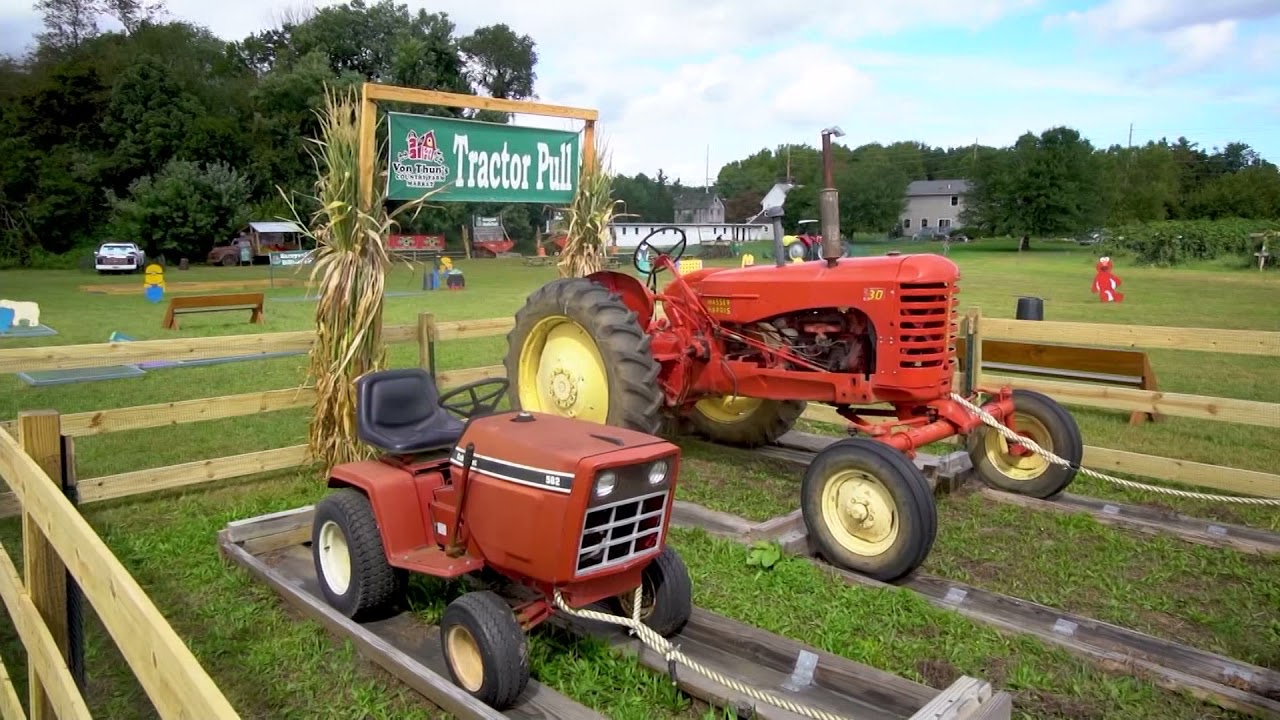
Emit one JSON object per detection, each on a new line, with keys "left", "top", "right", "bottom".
{"left": 2, "top": 0, "right": 1276, "bottom": 267}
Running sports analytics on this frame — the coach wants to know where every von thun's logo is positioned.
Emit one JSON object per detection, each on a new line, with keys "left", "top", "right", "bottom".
{"left": 391, "top": 129, "right": 450, "bottom": 189}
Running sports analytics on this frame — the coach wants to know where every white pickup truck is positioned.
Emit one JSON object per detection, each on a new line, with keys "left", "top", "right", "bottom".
{"left": 94, "top": 242, "right": 146, "bottom": 273}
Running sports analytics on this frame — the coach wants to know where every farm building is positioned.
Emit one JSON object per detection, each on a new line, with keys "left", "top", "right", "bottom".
{"left": 899, "top": 179, "right": 970, "bottom": 234}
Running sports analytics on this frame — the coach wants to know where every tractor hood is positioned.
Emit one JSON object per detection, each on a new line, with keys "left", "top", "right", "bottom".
{"left": 672, "top": 253, "right": 960, "bottom": 324}
{"left": 453, "top": 410, "right": 673, "bottom": 488}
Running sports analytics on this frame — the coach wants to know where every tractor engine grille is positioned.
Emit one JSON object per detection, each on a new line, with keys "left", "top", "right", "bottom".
{"left": 898, "top": 281, "right": 959, "bottom": 369}
{"left": 576, "top": 489, "right": 668, "bottom": 575}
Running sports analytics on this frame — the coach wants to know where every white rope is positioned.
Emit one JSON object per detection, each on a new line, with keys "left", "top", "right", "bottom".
{"left": 949, "top": 393, "right": 1280, "bottom": 507}
{"left": 552, "top": 587, "right": 857, "bottom": 720}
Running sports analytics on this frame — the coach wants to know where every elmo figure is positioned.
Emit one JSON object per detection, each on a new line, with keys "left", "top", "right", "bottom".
{"left": 1091, "top": 256, "right": 1124, "bottom": 302}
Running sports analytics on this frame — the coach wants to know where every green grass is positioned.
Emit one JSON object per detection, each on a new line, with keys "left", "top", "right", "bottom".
{"left": 0, "top": 239, "right": 1276, "bottom": 717}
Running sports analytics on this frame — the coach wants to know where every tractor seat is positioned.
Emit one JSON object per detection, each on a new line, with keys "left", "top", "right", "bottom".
{"left": 355, "top": 368, "right": 463, "bottom": 455}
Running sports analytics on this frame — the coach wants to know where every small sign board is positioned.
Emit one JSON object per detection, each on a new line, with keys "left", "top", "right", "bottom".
{"left": 387, "top": 234, "right": 446, "bottom": 251}
{"left": 385, "top": 112, "right": 580, "bottom": 204}
{"left": 270, "top": 250, "right": 315, "bottom": 267}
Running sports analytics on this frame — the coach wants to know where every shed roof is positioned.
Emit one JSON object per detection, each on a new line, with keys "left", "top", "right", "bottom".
{"left": 906, "top": 179, "right": 971, "bottom": 196}
{"left": 248, "top": 221, "right": 304, "bottom": 233}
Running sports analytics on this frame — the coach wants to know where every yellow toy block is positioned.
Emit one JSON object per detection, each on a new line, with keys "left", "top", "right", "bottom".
{"left": 677, "top": 258, "right": 703, "bottom": 275}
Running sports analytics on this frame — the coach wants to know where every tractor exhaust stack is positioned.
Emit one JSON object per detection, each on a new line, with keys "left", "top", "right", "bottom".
{"left": 820, "top": 127, "right": 845, "bottom": 268}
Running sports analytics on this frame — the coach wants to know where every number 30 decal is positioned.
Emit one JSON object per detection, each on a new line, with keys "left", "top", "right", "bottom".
{"left": 863, "top": 288, "right": 886, "bottom": 301}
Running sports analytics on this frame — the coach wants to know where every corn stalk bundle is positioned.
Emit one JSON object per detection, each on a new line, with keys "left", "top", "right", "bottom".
{"left": 557, "top": 140, "right": 619, "bottom": 278}
{"left": 286, "top": 85, "right": 436, "bottom": 468}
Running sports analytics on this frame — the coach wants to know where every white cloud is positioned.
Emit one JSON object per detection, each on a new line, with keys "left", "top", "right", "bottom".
{"left": 1045, "top": 0, "right": 1280, "bottom": 34}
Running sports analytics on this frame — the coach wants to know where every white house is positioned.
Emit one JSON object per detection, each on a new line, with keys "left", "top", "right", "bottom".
{"left": 899, "top": 179, "right": 970, "bottom": 234}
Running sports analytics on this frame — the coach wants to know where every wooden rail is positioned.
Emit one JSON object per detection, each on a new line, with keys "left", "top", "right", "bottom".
{"left": 2, "top": 310, "right": 1277, "bottom": 518}
{"left": 0, "top": 418, "right": 240, "bottom": 719}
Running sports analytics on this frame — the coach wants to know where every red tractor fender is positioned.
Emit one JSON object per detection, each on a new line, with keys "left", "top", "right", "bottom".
{"left": 327, "top": 460, "right": 431, "bottom": 557}
{"left": 586, "top": 270, "right": 655, "bottom": 331}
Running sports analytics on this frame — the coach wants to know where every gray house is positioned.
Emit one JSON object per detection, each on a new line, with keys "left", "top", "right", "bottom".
{"left": 674, "top": 191, "right": 725, "bottom": 224}
{"left": 899, "top": 179, "right": 970, "bottom": 235}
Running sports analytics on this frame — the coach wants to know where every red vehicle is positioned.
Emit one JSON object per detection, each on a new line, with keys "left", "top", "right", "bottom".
{"left": 505, "top": 227, "right": 1083, "bottom": 582}
{"left": 311, "top": 369, "right": 692, "bottom": 708}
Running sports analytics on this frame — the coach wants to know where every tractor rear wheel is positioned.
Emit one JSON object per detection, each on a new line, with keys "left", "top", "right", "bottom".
{"left": 967, "top": 389, "right": 1082, "bottom": 499}
{"left": 686, "top": 395, "right": 806, "bottom": 448}
{"left": 800, "top": 438, "right": 937, "bottom": 582}
{"left": 312, "top": 488, "right": 407, "bottom": 621}
{"left": 440, "top": 590, "right": 530, "bottom": 709}
{"left": 505, "top": 277, "right": 662, "bottom": 434}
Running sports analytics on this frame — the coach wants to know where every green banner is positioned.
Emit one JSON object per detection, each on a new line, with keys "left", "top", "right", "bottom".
{"left": 386, "top": 112, "right": 580, "bottom": 204}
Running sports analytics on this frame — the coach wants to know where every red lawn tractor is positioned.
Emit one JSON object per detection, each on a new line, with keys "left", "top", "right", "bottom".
{"left": 504, "top": 224, "right": 1083, "bottom": 582}
{"left": 311, "top": 369, "right": 693, "bottom": 709}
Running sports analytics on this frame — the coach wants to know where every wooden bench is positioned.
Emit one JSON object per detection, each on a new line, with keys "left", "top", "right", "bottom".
{"left": 956, "top": 338, "right": 1160, "bottom": 425}
{"left": 162, "top": 292, "right": 265, "bottom": 330}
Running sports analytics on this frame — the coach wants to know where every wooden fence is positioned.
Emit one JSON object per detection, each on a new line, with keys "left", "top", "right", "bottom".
{"left": 0, "top": 418, "right": 239, "bottom": 719}
{"left": 0, "top": 309, "right": 1277, "bottom": 526}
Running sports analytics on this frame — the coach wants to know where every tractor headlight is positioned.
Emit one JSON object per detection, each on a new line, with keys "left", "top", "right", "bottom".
{"left": 647, "top": 460, "right": 669, "bottom": 485}
{"left": 595, "top": 471, "right": 617, "bottom": 498}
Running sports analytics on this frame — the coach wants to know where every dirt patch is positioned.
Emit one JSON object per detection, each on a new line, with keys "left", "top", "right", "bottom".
{"left": 915, "top": 659, "right": 960, "bottom": 689}
{"left": 980, "top": 656, "right": 1009, "bottom": 686}
{"left": 1015, "top": 688, "right": 1107, "bottom": 719}
{"left": 946, "top": 555, "right": 1003, "bottom": 586}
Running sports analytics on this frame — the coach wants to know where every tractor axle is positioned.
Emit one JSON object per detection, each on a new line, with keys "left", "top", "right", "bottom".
{"left": 845, "top": 394, "right": 1017, "bottom": 456}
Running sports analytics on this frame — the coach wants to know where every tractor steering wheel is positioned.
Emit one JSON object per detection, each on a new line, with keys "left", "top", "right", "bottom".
{"left": 438, "top": 377, "right": 510, "bottom": 420}
{"left": 634, "top": 227, "right": 688, "bottom": 276}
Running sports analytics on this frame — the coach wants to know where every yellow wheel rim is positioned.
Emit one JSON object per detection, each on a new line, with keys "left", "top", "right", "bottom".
{"left": 694, "top": 395, "right": 764, "bottom": 424}
{"left": 983, "top": 412, "right": 1052, "bottom": 481}
{"left": 445, "top": 625, "right": 485, "bottom": 692}
{"left": 516, "top": 315, "right": 609, "bottom": 423}
{"left": 617, "top": 581, "right": 655, "bottom": 621}
{"left": 819, "top": 469, "right": 899, "bottom": 556}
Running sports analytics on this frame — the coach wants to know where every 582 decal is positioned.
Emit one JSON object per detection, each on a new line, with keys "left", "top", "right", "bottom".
{"left": 862, "top": 287, "right": 886, "bottom": 301}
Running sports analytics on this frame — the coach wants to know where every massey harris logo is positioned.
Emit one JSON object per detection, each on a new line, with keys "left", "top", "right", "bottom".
{"left": 391, "top": 129, "right": 450, "bottom": 189}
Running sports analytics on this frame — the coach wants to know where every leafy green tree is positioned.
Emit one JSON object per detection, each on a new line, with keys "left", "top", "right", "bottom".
{"left": 107, "top": 159, "right": 250, "bottom": 258}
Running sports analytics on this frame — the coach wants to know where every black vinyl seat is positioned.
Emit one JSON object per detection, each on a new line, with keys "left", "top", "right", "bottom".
{"left": 355, "top": 368, "right": 464, "bottom": 455}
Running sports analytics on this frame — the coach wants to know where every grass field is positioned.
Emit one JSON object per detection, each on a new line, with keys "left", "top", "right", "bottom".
{"left": 0, "top": 236, "right": 1277, "bottom": 719}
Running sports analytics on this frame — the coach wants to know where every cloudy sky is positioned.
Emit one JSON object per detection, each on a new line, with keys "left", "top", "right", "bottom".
{"left": 2, "top": 0, "right": 1278, "bottom": 184}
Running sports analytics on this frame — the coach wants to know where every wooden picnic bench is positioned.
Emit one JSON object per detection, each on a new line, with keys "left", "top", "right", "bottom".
{"left": 956, "top": 337, "right": 1160, "bottom": 425}
{"left": 162, "top": 292, "right": 265, "bottom": 330}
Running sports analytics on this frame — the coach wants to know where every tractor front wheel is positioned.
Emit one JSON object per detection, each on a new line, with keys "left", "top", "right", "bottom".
{"left": 505, "top": 277, "right": 663, "bottom": 434}
{"left": 687, "top": 395, "right": 806, "bottom": 448}
{"left": 440, "top": 591, "right": 530, "bottom": 709}
{"left": 312, "top": 488, "right": 407, "bottom": 621}
{"left": 607, "top": 545, "right": 692, "bottom": 637}
{"left": 800, "top": 438, "right": 937, "bottom": 582}
{"left": 967, "top": 389, "right": 1082, "bottom": 499}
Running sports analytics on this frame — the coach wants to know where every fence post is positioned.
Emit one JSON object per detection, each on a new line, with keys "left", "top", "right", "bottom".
{"left": 61, "top": 435, "right": 86, "bottom": 694}
{"left": 17, "top": 410, "right": 68, "bottom": 720}
{"left": 417, "top": 312, "right": 437, "bottom": 380}
{"left": 964, "top": 308, "right": 983, "bottom": 396}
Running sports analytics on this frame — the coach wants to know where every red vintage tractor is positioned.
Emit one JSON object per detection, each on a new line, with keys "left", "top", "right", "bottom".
{"left": 311, "top": 369, "right": 692, "bottom": 709}
{"left": 504, "top": 223, "right": 1083, "bottom": 582}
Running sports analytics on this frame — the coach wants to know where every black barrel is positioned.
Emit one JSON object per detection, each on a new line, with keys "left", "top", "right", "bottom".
{"left": 1016, "top": 296, "right": 1044, "bottom": 321}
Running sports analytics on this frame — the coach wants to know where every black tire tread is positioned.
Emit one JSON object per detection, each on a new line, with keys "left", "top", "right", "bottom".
{"left": 800, "top": 438, "right": 937, "bottom": 582}
{"left": 504, "top": 277, "right": 663, "bottom": 435}
{"left": 439, "top": 591, "right": 530, "bottom": 709}
{"left": 313, "top": 488, "right": 406, "bottom": 620}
